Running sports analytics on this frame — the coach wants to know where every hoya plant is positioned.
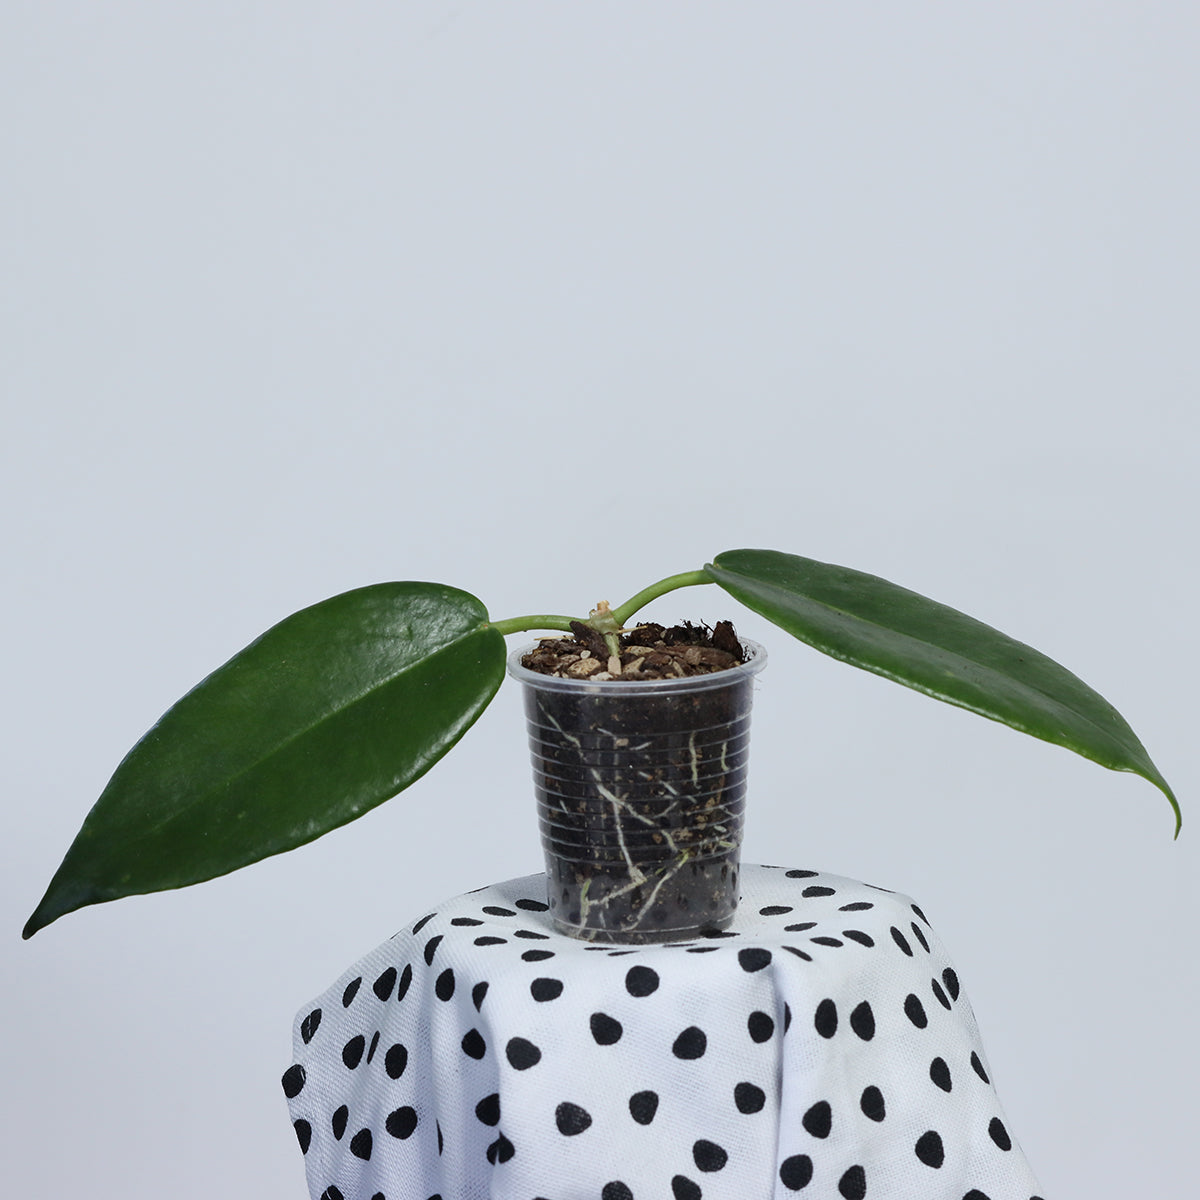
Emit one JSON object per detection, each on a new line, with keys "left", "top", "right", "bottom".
{"left": 23, "top": 549, "right": 1180, "bottom": 940}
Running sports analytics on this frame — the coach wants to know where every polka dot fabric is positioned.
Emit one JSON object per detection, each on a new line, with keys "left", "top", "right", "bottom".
{"left": 285, "top": 866, "right": 1043, "bottom": 1200}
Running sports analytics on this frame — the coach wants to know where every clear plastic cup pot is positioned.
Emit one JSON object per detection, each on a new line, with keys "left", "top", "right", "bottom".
{"left": 508, "top": 640, "right": 766, "bottom": 943}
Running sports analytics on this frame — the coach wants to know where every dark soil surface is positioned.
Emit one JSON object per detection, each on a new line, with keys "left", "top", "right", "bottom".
{"left": 521, "top": 620, "right": 746, "bottom": 681}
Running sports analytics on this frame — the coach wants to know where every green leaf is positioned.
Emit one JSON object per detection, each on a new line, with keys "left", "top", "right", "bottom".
{"left": 707, "top": 549, "right": 1180, "bottom": 835}
{"left": 25, "top": 583, "right": 506, "bottom": 938}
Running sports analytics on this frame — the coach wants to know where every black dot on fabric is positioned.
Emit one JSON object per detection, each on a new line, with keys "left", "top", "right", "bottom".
{"left": 784, "top": 1003, "right": 792, "bottom": 1032}
{"left": 366, "top": 1031, "right": 380, "bottom": 1063}
{"left": 516, "top": 897, "right": 550, "bottom": 911}
{"left": 506, "top": 1037, "right": 542, "bottom": 1069}
{"left": 370, "top": 1195, "right": 384, "bottom": 1200}
{"left": 911, "top": 902, "right": 930, "bottom": 924}
{"left": 591, "top": 1012, "right": 624, "bottom": 1045}
{"left": 397, "top": 964, "right": 414, "bottom": 1002}
{"left": 963, "top": 1192, "right": 992, "bottom": 1200}
{"left": 625, "top": 965, "right": 660, "bottom": 996}
{"left": 860, "top": 1086, "right": 885, "bottom": 1122}
{"left": 910, "top": 922, "right": 931, "bottom": 953}
{"left": 342, "top": 977, "right": 362, "bottom": 1008}
{"left": 673, "top": 1026, "right": 707, "bottom": 1059}
{"left": 385, "top": 1106, "right": 418, "bottom": 1139}
{"left": 802, "top": 885, "right": 835, "bottom": 898}
{"left": 412, "top": 913, "right": 435, "bottom": 934}
{"left": 555, "top": 1102, "right": 593, "bottom": 1135}
{"left": 435, "top": 968, "right": 455, "bottom": 1001}
{"left": 850, "top": 1000, "right": 875, "bottom": 1041}
{"left": 373, "top": 967, "right": 397, "bottom": 1001}
{"left": 930, "top": 1057, "right": 952, "bottom": 1092}
{"left": 971, "top": 1051, "right": 990, "bottom": 1084}
{"left": 686, "top": 946, "right": 720, "bottom": 954}
{"left": 437, "top": 1121, "right": 443, "bottom": 1155}
{"left": 904, "top": 994, "right": 928, "bottom": 1029}
{"left": 320, "top": 1187, "right": 344, "bottom": 1200}
{"left": 293, "top": 1119, "right": 311, "bottom": 1154}
{"left": 670, "top": 1175, "right": 701, "bottom": 1200}
{"left": 629, "top": 1090, "right": 659, "bottom": 1124}
{"left": 891, "top": 927, "right": 913, "bottom": 956}
{"left": 840, "top": 901, "right": 874, "bottom": 912}
{"left": 342, "top": 1035, "right": 366, "bottom": 1068}
{"left": 475, "top": 936, "right": 507, "bottom": 947}
{"left": 350, "top": 1128, "right": 373, "bottom": 1161}
{"left": 483, "top": 905, "right": 516, "bottom": 917}
{"left": 451, "top": 917, "right": 483, "bottom": 926}
{"left": 475, "top": 1093, "right": 500, "bottom": 1126}
{"left": 602, "top": 1183, "right": 633, "bottom": 1200}
{"left": 814, "top": 998, "right": 838, "bottom": 1038}
{"left": 385, "top": 1042, "right": 409, "bottom": 1077}
{"left": 607, "top": 951, "right": 637, "bottom": 957}
{"left": 943, "top": 967, "right": 961, "bottom": 1001}
{"left": 522, "top": 949, "right": 556, "bottom": 962}
{"left": 735, "top": 1082, "right": 766, "bottom": 1113}
{"left": 786, "top": 869, "right": 818, "bottom": 878}
{"left": 783, "top": 946, "right": 813, "bottom": 962}
{"left": 779, "top": 1154, "right": 813, "bottom": 1190}
{"left": 300, "top": 1008, "right": 322, "bottom": 1044}
{"left": 332, "top": 1106, "right": 348, "bottom": 1140}
{"left": 915, "top": 1130, "right": 945, "bottom": 1168}
{"left": 531, "top": 977, "right": 563, "bottom": 1002}
{"left": 514, "top": 929, "right": 550, "bottom": 940}
{"left": 760, "top": 905, "right": 793, "bottom": 915}
{"left": 738, "top": 947, "right": 773, "bottom": 972}
{"left": 802, "top": 1100, "right": 832, "bottom": 1139}
{"left": 281, "top": 1064, "right": 306, "bottom": 1098}
{"left": 843, "top": 930, "right": 875, "bottom": 947}
{"left": 461, "top": 1029, "right": 485, "bottom": 1060}
{"left": 748, "top": 1011, "right": 775, "bottom": 1042}
{"left": 423, "top": 935, "right": 443, "bottom": 964}
{"left": 931, "top": 978, "right": 951, "bottom": 1010}
{"left": 838, "top": 1165, "right": 866, "bottom": 1200}
{"left": 702, "top": 930, "right": 739, "bottom": 939}
{"left": 989, "top": 1117, "right": 1012, "bottom": 1151}
{"left": 693, "top": 1139, "right": 728, "bottom": 1171}
{"left": 785, "top": 922, "right": 817, "bottom": 933}
{"left": 811, "top": 937, "right": 843, "bottom": 948}
{"left": 486, "top": 1133, "right": 515, "bottom": 1164}
{"left": 472, "top": 981, "right": 489, "bottom": 1011}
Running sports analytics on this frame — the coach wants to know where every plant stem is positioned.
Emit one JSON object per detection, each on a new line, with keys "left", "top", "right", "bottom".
{"left": 490, "top": 614, "right": 578, "bottom": 637}
{"left": 491, "top": 567, "right": 713, "bottom": 640}
{"left": 610, "top": 569, "right": 712, "bottom": 627}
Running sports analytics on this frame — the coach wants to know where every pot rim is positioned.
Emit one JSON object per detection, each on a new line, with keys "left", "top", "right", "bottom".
{"left": 506, "top": 637, "right": 767, "bottom": 695}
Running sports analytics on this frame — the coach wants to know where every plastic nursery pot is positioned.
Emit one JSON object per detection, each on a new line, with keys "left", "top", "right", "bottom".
{"left": 507, "top": 640, "right": 766, "bottom": 943}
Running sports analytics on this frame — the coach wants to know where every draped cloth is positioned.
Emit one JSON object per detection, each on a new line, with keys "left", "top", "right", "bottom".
{"left": 284, "top": 865, "right": 1043, "bottom": 1200}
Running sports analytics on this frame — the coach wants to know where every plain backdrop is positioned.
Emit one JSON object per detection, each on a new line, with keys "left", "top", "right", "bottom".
{"left": 3, "top": 4, "right": 1197, "bottom": 1198}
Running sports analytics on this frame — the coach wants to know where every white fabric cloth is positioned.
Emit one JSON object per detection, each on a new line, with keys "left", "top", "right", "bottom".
{"left": 284, "top": 865, "right": 1044, "bottom": 1200}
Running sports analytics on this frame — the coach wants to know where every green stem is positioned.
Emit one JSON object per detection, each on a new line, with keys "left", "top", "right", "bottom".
{"left": 490, "top": 614, "right": 578, "bottom": 637}
{"left": 492, "top": 567, "right": 714, "bottom": 640}
{"left": 610, "top": 569, "right": 713, "bottom": 627}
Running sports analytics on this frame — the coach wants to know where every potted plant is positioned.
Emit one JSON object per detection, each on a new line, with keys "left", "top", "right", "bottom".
{"left": 22, "top": 549, "right": 1180, "bottom": 943}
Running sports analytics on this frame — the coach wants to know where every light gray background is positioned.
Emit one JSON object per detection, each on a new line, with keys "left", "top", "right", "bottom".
{"left": 3, "top": 4, "right": 1196, "bottom": 1197}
